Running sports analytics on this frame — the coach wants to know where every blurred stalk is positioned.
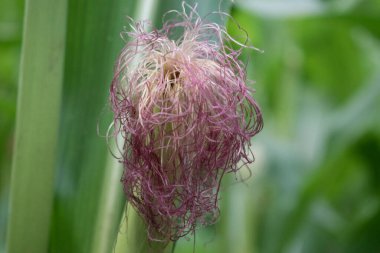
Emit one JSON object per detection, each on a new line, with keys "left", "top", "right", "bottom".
{"left": 134, "top": 0, "right": 159, "bottom": 21}
{"left": 5, "top": 0, "right": 67, "bottom": 252}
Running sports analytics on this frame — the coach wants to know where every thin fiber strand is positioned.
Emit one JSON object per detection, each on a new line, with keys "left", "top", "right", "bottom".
{"left": 110, "top": 3, "right": 263, "bottom": 243}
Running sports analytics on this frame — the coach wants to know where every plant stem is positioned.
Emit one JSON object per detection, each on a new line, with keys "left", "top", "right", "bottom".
{"left": 115, "top": 204, "right": 172, "bottom": 253}
{"left": 91, "top": 135, "right": 125, "bottom": 253}
{"left": 6, "top": 0, "right": 67, "bottom": 252}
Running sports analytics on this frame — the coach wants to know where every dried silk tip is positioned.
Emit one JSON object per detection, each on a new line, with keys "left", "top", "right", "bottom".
{"left": 110, "top": 4, "right": 263, "bottom": 243}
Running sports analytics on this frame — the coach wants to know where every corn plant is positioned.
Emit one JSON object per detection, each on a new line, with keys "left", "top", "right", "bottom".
{"left": 2, "top": 0, "right": 380, "bottom": 253}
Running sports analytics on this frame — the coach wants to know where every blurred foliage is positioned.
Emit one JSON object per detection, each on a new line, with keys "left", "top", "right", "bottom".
{"left": 0, "top": 0, "right": 24, "bottom": 249}
{"left": 1, "top": 0, "right": 380, "bottom": 253}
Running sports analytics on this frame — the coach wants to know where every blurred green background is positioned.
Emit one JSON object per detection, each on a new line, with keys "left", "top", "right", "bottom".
{"left": 1, "top": 0, "right": 380, "bottom": 252}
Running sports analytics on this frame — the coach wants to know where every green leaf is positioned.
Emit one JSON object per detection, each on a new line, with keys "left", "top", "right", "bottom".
{"left": 49, "top": 0, "right": 136, "bottom": 252}
{"left": 6, "top": 0, "right": 68, "bottom": 252}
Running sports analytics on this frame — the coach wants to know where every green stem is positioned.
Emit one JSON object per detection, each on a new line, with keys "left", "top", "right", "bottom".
{"left": 115, "top": 203, "right": 172, "bottom": 253}
{"left": 6, "top": 0, "right": 67, "bottom": 252}
{"left": 91, "top": 140, "right": 125, "bottom": 253}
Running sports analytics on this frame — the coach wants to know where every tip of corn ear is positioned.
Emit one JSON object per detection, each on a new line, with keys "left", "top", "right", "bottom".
{"left": 109, "top": 3, "right": 263, "bottom": 242}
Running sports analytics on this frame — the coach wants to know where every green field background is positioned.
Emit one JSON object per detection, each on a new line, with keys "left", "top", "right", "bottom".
{"left": 1, "top": 0, "right": 380, "bottom": 252}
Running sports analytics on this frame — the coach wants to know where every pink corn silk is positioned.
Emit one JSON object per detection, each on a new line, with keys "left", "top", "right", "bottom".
{"left": 110, "top": 8, "right": 263, "bottom": 242}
